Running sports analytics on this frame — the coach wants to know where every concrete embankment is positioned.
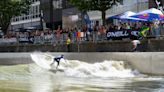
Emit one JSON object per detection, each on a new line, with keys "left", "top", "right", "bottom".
{"left": 1, "top": 39, "right": 164, "bottom": 52}
{"left": 0, "top": 52, "right": 163, "bottom": 75}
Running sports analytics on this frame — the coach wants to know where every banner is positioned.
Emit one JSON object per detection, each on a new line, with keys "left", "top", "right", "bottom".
{"left": 106, "top": 29, "right": 140, "bottom": 40}
{"left": 0, "top": 38, "right": 17, "bottom": 44}
{"left": 19, "top": 36, "right": 34, "bottom": 43}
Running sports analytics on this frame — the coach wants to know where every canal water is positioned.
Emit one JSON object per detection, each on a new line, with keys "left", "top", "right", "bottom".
{"left": 0, "top": 53, "right": 164, "bottom": 92}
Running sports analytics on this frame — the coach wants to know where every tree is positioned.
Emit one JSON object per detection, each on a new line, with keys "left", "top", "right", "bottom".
{"left": 69, "top": 0, "right": 123, "bottom": 25}
{"left": 69, "top": 0, "right": 90, "bottom": 12}
{"left": 0, "top": 0, "right": 31, "bottom": 34}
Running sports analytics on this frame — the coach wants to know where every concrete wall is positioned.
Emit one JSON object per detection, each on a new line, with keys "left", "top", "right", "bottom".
{"left": 0, "top": 52, "right": 164, "bottom": 75}
{"left": 1, "top": 39, "right": 164, "bottom": 52}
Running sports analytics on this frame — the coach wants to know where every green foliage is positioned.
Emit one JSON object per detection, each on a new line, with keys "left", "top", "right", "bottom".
{"left": 69, "top": 0, "right": 123, "bottom": 11}
{"left": 69, "top": 0, "right": 123, "bottom": 25}
{"left": 90, "top": 0, "right": 123, "bottom": 11}
{"left": 69, "top": 0, "right": 90, "bottom": 12}
{"left": 0, "top": 0, "right": 31, "bottom": 34}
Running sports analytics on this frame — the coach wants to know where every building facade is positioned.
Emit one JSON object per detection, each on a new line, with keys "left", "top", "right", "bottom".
{"left": 11, "top": 0, "right": 41, "bottom": 30}
{"left": 40, "top": 0, "right": 63, "bottom": 30}
{"left": 149, "top": 0, "right": 164, "bottom": 12}
{"left": 10, "top": 0, "right": 160, "bottom": 30}
{"left": 87, "top": 0, "right": 149, "bottom": 26}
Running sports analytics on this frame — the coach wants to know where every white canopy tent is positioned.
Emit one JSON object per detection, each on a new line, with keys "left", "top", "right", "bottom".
{"left": 134, "top": 8, "right": 163, "bottom": 15}
{"left": 130, "top": 8, "right": 164, "bottom": 21}
{"left": 119, "top": 11, "right": 147, "bottom": 21}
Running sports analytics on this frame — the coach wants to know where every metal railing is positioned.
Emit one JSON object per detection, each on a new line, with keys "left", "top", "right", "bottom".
{"left": 0, "top": 23, "right": 163, "bottom": 45}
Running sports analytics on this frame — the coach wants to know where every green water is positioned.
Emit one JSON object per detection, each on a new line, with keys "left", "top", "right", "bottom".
{"left": 0, "top": 64, "right": 164, "bottom": 92}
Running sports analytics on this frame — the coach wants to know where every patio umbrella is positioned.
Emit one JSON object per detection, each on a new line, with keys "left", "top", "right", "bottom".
{"left": 130, "top": 8, "right": 164, "bottom": 21}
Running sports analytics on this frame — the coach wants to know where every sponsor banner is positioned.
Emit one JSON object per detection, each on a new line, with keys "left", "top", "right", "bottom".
{"left": 0, "top": 38, "right": 17, "bottom": 44}
{"left": 106, "top": 29, "right": 140, "bottom": 40}
{"left": 19, "top": 36, "right": 34, "bottom": 43}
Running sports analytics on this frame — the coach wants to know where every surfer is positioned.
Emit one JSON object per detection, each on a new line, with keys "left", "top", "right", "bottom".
{"left": 50, "top": 55, "right": 64, "bottom": 69}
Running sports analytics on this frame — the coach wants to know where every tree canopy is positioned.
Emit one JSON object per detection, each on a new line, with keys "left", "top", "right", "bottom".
{"left": 0, "top": 0, "right": 31, "bottom": 34}
{"left": 69, "top": 0, "right": 123, "bottom": 25}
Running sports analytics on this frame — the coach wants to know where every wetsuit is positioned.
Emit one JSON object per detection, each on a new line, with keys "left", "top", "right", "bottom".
{"left": 50, "top": 55, "right": 64, "bottom": 69}
{"left": 54, "top": 57, "right": 61, "bottom": 68}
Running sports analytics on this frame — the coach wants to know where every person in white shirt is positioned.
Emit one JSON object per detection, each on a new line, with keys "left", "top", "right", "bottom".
{"left": 132, "top": 40, "right": 141, "bottom": 52}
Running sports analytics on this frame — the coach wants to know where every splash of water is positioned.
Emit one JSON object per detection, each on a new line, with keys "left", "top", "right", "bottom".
{"left": 60, "top": 60, "right": 141, "bottom": 78}
{"left": 31, "top": 53, "right": 54, "bottom": 70}
{"left": 31, "top": 53, "right": 142, "bottom": 78}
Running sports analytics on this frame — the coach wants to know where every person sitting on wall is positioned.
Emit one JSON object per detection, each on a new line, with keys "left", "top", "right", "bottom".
{"left": 132, "top": 40, "right": 141, "bottom": 52}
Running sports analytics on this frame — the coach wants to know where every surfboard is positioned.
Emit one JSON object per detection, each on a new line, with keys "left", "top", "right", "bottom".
{"left": 30, "top": 53, "right": 54, "bottom": 70}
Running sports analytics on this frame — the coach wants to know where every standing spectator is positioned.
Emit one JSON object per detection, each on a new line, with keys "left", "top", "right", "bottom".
{"left": 77, "top": 27, "right": 81, "bottom": 42}
{"left": 93, "top": 25, "right": 98, "bottom": 42}
{"left": 87, "top": 26, "right": 92, "bottom": 41}
{"left": 56, "top": 25, "right": 62, "bottom": 43}
{"left": 139, "top": 23, "right": 150, "bottom": 39}
{"left": 149, "top": 22, "right": 154, "bottom": 36}
{"left": 152, "top": 20, "right": 160, "bottom": 38}
{"left": 98, "top": 26, "right": 103, "bottom": 41}
{"left": 40, "top": 30, "right": 45, "bottom": 44}
{"left": 99, "top": 26, "right": 106, "bottom": 41}
{"left": 159, "top": 21, "right": 164, "bottom": 35}
{"left": 73, "top": 27, "right": 78, "bottom": 42}
{"left": 82, "top": 25, "right": 87, "bottom": 41}
{"left": 66, "top": 37, "right": 71, "bottom": 52}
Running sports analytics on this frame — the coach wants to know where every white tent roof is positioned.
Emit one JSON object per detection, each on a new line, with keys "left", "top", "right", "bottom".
{"left": 120, "top": 11, "right": 147, "bottom": 21}
{"left": 136, "top": 8, "right": 163, "bottom": 15}
{"left": 120, "top": 11, "right": 136, "bottom": 18}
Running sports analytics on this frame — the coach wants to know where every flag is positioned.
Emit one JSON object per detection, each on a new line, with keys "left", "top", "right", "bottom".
{"left": 139, "top": 26, "right": 150, "bottom": 37}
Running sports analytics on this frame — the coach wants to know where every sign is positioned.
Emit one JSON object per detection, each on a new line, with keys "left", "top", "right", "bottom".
{"left": 0, "top": 38, "right": 17, "bottom": 44}
{"left": 19, "top": 36, "right": 34, "bottom": 43}
{"left": 106, "top": 29, "right": 140, "bottom": 40}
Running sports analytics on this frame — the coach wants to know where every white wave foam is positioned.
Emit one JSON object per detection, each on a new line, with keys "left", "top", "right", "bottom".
{"left": 31, "top": 53, "right": 54, "bottom": 70}
{"left": 61, "top": 60, "right": 141, "bottom": 78}
{"left": 31, "top": 53, "right": 142, "bottom": 78}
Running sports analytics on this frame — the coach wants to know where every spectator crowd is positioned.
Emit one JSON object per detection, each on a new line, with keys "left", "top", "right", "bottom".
{"left": 0, "top": 20, "right": 163, "bottom": 45}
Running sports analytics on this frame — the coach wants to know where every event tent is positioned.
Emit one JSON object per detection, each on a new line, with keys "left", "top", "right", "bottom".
{"left": 119, "top": 11, "right": 147, "bottom": 21}
{"left": 107, "top": 13, "right": 123, "bottom": 19}
{"left": 108, "top": 11, "right": 147, "bottom": 21}
{"left": 130, "top": 8, "right": 164, "bottom": 21}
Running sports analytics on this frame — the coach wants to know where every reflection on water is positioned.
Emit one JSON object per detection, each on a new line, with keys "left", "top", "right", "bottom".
{"left": 0, "top": 63, "right": 164, "bottom": 92}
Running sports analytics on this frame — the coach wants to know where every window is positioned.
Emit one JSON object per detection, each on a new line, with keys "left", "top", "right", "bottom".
{"left": 53, "top": 0, "right": 62, "bottom": 9}
{"left": 36, "top": 5, "right": 40, "bottom": 14}
{"left": 11, "top": 0, "right": 40, "bottom": 22}
{"left": 16, "top": 17, "right": 19, "bottom": 21}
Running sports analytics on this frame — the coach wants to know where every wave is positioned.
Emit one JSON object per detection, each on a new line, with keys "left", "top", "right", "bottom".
{"left": 31, "top": 53, "right": 142, "bottom": 78}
